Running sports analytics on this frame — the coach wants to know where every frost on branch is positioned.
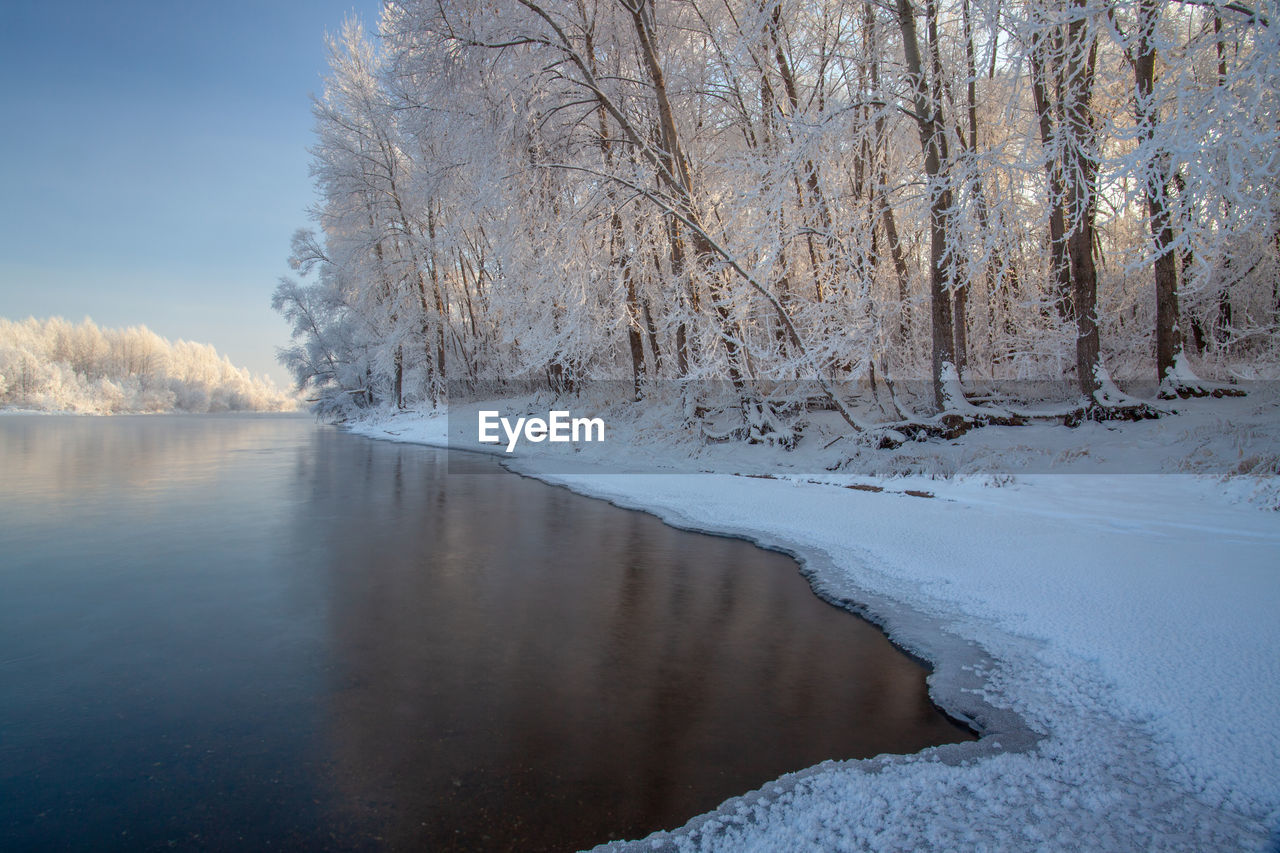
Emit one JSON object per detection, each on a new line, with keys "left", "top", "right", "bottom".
{"left": 276, "top": 1, "right": 1279, "bottom": 433}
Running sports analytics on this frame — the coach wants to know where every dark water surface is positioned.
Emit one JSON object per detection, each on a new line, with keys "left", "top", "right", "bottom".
{"left": 0, "top": 415, "right": 972, "bottom": 851}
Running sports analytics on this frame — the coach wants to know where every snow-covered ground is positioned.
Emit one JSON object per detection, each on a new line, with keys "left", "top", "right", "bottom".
{"left": 348, "top": 389, "right": 1280, "bottom": 851}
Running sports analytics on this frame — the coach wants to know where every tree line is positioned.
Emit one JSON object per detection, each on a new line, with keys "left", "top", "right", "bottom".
{"left": 275, "top": 0, "right": 1279, "bottom": 433}
{"left": 0, "top": 317, "right": 296, "bottom": 414}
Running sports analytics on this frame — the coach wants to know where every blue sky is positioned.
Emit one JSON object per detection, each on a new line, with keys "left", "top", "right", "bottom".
{"left": 0, "top": 0, "right": 381, "bottom": 387}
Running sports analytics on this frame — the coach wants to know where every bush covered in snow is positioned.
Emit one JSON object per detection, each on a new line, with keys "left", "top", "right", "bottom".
{"left": 0, "top": 316, "right": 298, "bottom": 414}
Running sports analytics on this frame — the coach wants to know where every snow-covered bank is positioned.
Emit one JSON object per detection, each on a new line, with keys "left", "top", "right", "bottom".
{"left": 348, "top": 396, "right": 1280, "bottom": 851}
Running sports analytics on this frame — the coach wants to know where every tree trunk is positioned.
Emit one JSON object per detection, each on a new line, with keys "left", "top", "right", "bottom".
{"left": 622, "top": 233, "right": 647, "bottom": 399}
{"left": 1031, "top": 31, "right": 1073, "bottom": 322}
{"left": 629, "top": 0, "right": 746, "bottom": 389}
{"left": 1060, "top": 3, "right": 1102, "bottom": 398}
{"left": 1132, "top": 0, "right": 1184, "bottom": 385}
{"left": 426, "top": 204, "right": 448, "bottom": 391}
{"left": 865, "top": 1, "right": 912, "bottom": 356}
{"left": 587, "top": 22, "right": 646, "bottom": 399}
{"left": 662, "top": 218, "right": 692, "bottom": 378}
{"left": 394, "top": 345, "right": 403, "bottom": 409}
{"left": 1214, "top": 13, "right": 1235, "bottom": 350}
{"left": 642, "top": 296, "right": 662, "bottom": 376}
{"left": 896, "top": 0, "right": 954, "bottom": 411}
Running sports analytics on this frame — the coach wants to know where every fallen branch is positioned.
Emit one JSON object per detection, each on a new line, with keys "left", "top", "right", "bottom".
{"left": 1157, "top": 382, "right": 1247, "bottom": 400}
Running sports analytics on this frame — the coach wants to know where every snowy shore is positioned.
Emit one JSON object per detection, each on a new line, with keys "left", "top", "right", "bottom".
{"left": 348, "top": 393, "right": 1280, "bottom": 852}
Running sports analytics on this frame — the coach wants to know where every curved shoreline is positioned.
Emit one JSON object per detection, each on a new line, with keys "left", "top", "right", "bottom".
{"left": 345, "top": 417, "right": 1273, "bottom": 851}
{"left": 498, "top": 460, "right": 1038, "bottom": 852}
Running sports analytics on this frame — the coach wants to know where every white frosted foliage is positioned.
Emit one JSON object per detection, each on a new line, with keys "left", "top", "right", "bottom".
{"left": 0, "top": 316, "right": 297, "bottom": 414}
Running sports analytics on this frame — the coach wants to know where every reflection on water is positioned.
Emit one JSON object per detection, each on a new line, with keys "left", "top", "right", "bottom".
{"left": 0, "top": 416, "right": 972, "bottom": 851}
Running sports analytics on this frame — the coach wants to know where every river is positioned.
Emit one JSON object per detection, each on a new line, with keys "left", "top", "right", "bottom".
{"left": 0, "top": 414, "right": 972, "bottom": 851}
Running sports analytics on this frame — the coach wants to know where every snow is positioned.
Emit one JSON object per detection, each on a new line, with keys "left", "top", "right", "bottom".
{"left": 0, "top": 316, "right": 298, "bottom": 414}
{"left": 348, "top": 390, "right": 1280, "bottom": 851}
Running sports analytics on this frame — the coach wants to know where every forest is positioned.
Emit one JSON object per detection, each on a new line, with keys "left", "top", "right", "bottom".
{"left": 0, "top": 317, "right": 297, "bottom": 414}
{"left": 274, "top": 0, "right": 1280, "bottom": 439}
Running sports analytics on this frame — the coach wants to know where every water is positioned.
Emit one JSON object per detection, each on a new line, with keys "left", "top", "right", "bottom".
{"left": 0, "top": 415, "right": 973, "bottom": 851}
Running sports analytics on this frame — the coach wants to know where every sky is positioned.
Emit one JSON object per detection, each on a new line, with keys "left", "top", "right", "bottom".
{"left": 0, "top": 0, "right": 383, "bottom": 388}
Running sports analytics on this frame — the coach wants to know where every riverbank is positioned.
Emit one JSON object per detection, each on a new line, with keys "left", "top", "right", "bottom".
{"left": 348, "top": 390, "right": 1280, "bottom": 851}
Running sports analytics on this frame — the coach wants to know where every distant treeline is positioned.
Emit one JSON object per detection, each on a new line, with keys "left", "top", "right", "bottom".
{"left": 0, "top": 317, "right": 297, "bottom": 414}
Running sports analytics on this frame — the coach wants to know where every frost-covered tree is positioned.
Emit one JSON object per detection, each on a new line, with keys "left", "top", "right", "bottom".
{"left": 277, "top": 0, "right": 1280, "bottom": 431}
{"left": 0, "top": 317, "right": 296, "bottom": 414}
